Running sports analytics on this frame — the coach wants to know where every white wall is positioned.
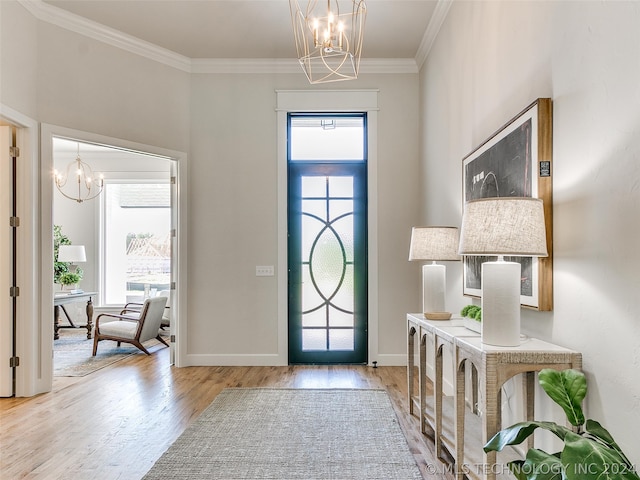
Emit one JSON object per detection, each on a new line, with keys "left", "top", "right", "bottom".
{"left": 1, "top": 0, "right": 422, "bottom": 373}
{"left": 420, "top": 0, "right": 640, "bottom": 461}
{"left": 188, "top": 73, "right": 420, "bottom": 361}
{"left": 0, "top": 1, "right": 38, "bottom": 118}
{"left": 36, "top": 24, "right": 191, "bottom": 153}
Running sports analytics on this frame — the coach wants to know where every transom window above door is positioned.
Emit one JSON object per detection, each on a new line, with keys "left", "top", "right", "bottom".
{"left": 289, "top": 116, "right": 366, "bottom": 161}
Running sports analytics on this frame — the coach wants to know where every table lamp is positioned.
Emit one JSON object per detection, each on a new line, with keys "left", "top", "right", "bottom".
{"left": 408, "top": 226, "right": 460, "bottom": 319}
{"left": 58, "top": 245, "right": 86, "bottom": 273}
{"left": 458, "top": 198, "right": 548, "bottom": 346}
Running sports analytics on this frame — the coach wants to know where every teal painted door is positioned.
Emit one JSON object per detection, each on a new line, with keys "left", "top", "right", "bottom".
{"left": 287, "top": 114, "right": 367, "bottom": 364}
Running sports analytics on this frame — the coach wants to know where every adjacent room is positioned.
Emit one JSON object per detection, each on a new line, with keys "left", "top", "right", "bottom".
{"left": 1, "top": 0, "right": 639, "bottom": 479}
{"left": 52, "top": 138, "right": 174, "bottom": 377}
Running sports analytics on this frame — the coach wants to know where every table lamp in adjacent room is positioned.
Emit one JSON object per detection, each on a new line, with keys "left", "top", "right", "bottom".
{"left": 408, "top": 226, "right": 460, "bottom": 320}
{"left": 458, "top": 198, "right": 548, "bottom": 346}
{"left": 58, "top": 245, "right": 86, "bottom": 274}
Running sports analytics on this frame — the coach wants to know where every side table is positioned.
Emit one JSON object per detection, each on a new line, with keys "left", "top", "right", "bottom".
{"left": 54, "top": 292, "right": 98, "bottom": 340}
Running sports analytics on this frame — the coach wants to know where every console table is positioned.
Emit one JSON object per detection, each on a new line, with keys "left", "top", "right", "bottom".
{"left": 54, "top": 292, "right": 97, "bottom": 340}
{"left": 407, "top": 313, "right": 582, "bottom": 480}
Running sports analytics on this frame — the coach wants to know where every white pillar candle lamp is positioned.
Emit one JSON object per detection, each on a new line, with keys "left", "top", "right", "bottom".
{"left": 458, "top": 198, "right": 548, "bottom": 346}
{"left": 408, "top": 226, "right": 460, "bottom": 319}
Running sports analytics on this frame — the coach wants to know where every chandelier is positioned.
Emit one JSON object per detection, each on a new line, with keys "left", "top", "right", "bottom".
{"left": 289, "top": 0, "right": 367, "bottom": 84}
{"left": 54, "top": 143, "right": 104, "bottom": 203}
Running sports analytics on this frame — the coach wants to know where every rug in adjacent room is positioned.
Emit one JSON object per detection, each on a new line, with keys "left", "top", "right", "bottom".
{"left": 54, "top": 328, "right": 166, "bottom": 377}
{"left": 143, "top": 388, "right": 423, "bottom": 480}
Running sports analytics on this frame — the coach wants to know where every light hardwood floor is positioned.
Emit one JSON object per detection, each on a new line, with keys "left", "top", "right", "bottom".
{"left": 0, "top": 347, "right": 453, "bottom": 480}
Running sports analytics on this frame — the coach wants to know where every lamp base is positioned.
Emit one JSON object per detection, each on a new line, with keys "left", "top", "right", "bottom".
{"left": 422, "top": 263, "right": 446, "bottom": 314}
{"left": 481, "top": 260, "right": 521, "bottom": 347}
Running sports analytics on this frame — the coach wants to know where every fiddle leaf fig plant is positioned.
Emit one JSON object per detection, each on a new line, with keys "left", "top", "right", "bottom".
{"left": 54, "top": 224, "right": 71, "bottom": 284}
{"left": 484, "top": 369, "right": 639, "bottom": 480}
{"left": 539, "top": 368, "right": 587, "bottom": 427}
{"left": 54, "top": 225, "right": 83, "bottom": 286}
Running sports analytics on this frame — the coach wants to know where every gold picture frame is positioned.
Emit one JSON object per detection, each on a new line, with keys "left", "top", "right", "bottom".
{"left": 462, "top": 98, "right": 553, "bottom": 311}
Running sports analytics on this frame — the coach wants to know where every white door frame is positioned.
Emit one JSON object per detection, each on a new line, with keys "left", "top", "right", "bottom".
{"left": 275, "top": 90, "right": 380, "bottom": 365}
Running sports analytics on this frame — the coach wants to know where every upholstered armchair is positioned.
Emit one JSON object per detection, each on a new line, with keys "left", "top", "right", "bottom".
{"left": 156, "top": 290, "right": 171, "bottom": 330}
{"left": 92, "top": 296, "right": 169, "bottom": 355}
{"left": 122, "top": 290, "right": 171, "bottom": 329}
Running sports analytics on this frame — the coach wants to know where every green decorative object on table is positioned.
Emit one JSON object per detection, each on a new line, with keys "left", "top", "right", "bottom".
{"left": 484, "top": 368, "right": 639, "bottom": 480}
{"left": 59, "top": 272, "right": 81, "bottom": 285}
{"left": 59, "top": 272, "right": 82, "bottom": 291}
{"left": 461, "top": 304, "right": 481, "bottom": 322}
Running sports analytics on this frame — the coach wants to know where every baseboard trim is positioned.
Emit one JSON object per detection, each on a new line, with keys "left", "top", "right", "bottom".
{"left": 370, "top": 353, "right": 407, "bottom": 367}
{"left": 184, "top": 353, "right": 287, "bottom": 367}
{"left": 183, "top": 353, "right": 408, "bottom": 367}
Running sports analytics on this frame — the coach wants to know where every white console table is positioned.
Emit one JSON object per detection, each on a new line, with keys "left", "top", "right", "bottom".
{"left": 407, "top": 313, "right": 582, "bottom": 480}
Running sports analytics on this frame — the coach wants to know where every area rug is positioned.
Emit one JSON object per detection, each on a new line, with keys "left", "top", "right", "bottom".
{"left": 54, "top": 328, "right": 166, "bottom": 377}
{"left": 143, "top": 388, "right": 422, "bottom": 480}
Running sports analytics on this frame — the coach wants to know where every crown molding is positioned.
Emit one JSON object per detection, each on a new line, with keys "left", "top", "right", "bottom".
{"left": 19, "top": 0, "right": 421, "bottom": 75}
{"left": 415, "top": 0, "right": 453, "bottom": 69}
{"left": 19, "top": 0, "right": 193, "bottom": 72}
{"left": 191, "top": 58, "right": 301, "bottom": 75}
{"left": 191, "top": 58, "right": 418, "bottom": 74}
{"left": 360, "top": 58, "right": 418, "bottom": 74}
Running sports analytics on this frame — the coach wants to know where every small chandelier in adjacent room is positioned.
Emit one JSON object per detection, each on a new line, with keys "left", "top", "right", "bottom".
{"left": 54, "top": 142, "right": 104, "bottom": 203}
{"left": 289, "top": 0, "right": 367, "bottom": 84}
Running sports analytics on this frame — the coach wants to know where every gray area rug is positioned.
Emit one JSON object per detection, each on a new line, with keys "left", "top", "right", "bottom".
{"left": 54, "top": 327, "right": 166, "bottom": 376}
{"left": 143, "top": 388, "right": 423, "bottom": 480}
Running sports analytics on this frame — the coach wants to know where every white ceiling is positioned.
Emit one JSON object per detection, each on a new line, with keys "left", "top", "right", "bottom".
{"left": 39, "top": 0, "right": 446, "bottom": 64}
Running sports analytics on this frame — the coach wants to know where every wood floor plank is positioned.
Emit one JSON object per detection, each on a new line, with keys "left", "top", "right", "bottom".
{"left": 0, "top": 349, "right": 451, "bottom": 480}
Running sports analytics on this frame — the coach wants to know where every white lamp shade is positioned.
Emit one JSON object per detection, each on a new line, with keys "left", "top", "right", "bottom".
{"left": 408, "top": 226, "right": 459, "bottom": 315}
{"left": 458, "top": 197, "right": 547, "bottom": 347}
{"left": 58, "top": 245, "right": 86, "bottom": 263}
{"left": 458, "top": 198, "right": 548, "bottom": 257}
{"left": 409, "top": 226, "right": 461, "bottom": 261}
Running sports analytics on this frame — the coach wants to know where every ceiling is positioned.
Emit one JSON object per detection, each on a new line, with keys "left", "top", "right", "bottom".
{"left": 41, "top": 0, "right": 444, "bottom": 63}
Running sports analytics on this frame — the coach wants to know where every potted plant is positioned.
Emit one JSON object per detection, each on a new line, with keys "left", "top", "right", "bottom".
{"left": 484, "top": 368, "right": 639, "bottom": 480}
{"left": 59, "top": 272, "right": 82, "bottom": 290}
{"left": 461, "top": 304, "right": 481, "bottom": 332}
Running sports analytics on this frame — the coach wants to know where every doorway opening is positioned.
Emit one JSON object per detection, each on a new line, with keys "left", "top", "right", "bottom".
{"left": 48, "top": 131, "right": 182, "bottom": 381}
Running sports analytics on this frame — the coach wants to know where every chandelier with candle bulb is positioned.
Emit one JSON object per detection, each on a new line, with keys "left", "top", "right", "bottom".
{"left": 54, "top": 143, "right": 104, "bottom": 203}
{"left": 289, "top": 0, "right": 366, "bottom": 83}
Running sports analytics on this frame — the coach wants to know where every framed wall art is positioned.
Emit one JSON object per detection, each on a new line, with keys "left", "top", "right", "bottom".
{"left": 462, "top": 98, "right": 553, "bottom": 311}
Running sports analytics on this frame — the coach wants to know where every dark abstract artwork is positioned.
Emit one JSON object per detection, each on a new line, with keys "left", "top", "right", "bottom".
{"left": 462, "top": 99, "right": 553, "bottom": 310}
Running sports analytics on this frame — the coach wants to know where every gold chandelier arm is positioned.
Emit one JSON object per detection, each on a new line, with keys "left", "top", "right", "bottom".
{"left": 80, "top": 183, "right": 105, "bottom": 203}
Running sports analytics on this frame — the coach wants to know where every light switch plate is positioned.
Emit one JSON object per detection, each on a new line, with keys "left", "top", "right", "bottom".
{"left": 256, "top": 265, "right": 275, "bottom": 276}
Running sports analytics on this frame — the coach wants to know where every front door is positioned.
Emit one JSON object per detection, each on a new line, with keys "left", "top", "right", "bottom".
{"left": 287, "top": 114, "right": 368, "bottom": 364}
